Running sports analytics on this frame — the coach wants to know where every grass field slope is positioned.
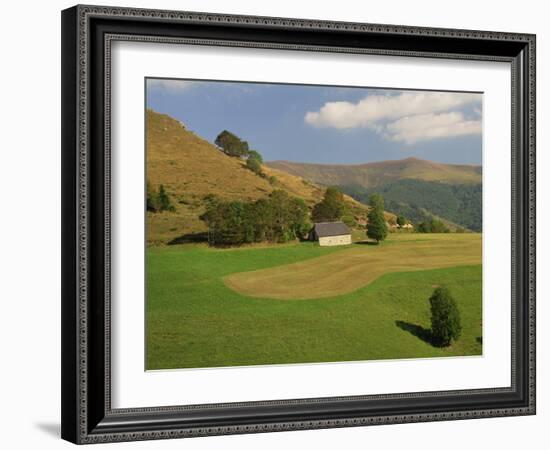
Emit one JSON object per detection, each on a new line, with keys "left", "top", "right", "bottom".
{"left": 225, "top": 233, "right": 481, "bottom": 299}
{"left": 146, "top": 110, "right": 383, "bottom": 244}
{"left": 266, "top": 157, "right": 482, "bottom": 188}
{"left": 147, "top": 110, "right": 322, "bottom": 203}
{"left": 147, "top": 233, "right": 482, "bottom": 370}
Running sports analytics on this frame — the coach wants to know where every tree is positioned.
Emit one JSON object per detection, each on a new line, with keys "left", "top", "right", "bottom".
{"left": 268, "top": 190, "right": 302, "bottom": 242}
{"left": 287, "top": 196, "right": 311, "bottom": 240}
{"left": 200, "top": 201, "right": 248, "bottom": 245}
{"left": 366, "top": 193, "right": 388, "bottom": 243}
{"left": 214, "top": 130, "right": 249, "bottom": 158}
{"left": 429, "top": 218, "right": 450, "bottom": 233}
{"left": 246, "top": 157, "right": 262, "bottom": 174}
{"left": 146, "top": 180, "right": 159, "bottom": 212}
{"left": 416, "top": 218, "right": 450, "bottom": 233}
{"left": 312, "top": 187, "right": 347, "bottom": 222}
{"left": 246, "top": 150, "right": 263, "bottom": 175}
{"left": 253, "top": 198, "right": 275, "bottom": 242}
{"left": 147, "top": 182, "right": 174, "bottom": 213}
{"left": 416, "top": 220, "right": 431, "bottom": 233}
{"left": 158, "top": 184, "right": 172, "bottom": 211}
{"left": 247, "top": 150, "right": 263, "bottom": 164}
{"left": 429, "top": 287, "right": 462, "bottom": 347}
{"left": 397, "top": 215, "right": 407, "bottom": 227}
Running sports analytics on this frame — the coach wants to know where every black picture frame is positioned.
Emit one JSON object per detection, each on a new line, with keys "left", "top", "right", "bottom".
{"left": 61, "top": 4, "right": 536, "bottom": 444}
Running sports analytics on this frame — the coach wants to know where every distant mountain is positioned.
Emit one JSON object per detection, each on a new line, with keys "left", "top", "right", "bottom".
{"left": 266, "top": 157, "right": 482, "bottom": 188}
{"left": 146, "top": 110, "right": 386, "bottom": 244}
{"left": 266, "top": 157, "right": 482, "bottom": 232}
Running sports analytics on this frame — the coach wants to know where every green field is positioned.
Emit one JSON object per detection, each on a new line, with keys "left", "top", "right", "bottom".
{"left": 146, "top": 234, "right": 482, "bottom": 370}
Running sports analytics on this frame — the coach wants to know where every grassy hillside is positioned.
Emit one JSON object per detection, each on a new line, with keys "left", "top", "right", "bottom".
{"left": 147, "top": 110, "right": 329, "bottom": 203}
{"left": 266, "top": 157, "right": 482, "bottom": 188}
{"left": 146, "top": 110, "right": 388, "bottom": 245}
{"left": 147, "top": 233, "right": 482, "bottom": 370}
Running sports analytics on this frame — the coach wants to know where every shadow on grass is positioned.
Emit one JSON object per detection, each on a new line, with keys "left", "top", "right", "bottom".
{"left": 395, "top": 320, "right": 435, "bottom": 346}
{"left": 476, "top": 336, "right": 483, "bottom": 345}
{"left": 354, "top": 240, "right": 380, "bottom": 246}
{"left": 168, "top": 232, "right": 209, "bottom": 245}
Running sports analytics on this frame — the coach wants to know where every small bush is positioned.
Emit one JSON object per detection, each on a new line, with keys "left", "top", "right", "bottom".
{"left": 429, "top": 287, "right": 462, "bottom": 347}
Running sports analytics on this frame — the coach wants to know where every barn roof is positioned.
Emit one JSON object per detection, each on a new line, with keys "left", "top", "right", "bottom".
{"left": 313, "top": 221, "right": 351, "bottom": 238}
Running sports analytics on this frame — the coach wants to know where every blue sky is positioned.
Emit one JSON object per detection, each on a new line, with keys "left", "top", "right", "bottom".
{"left": 146, "top": 78, "right": 482, "bottom": 165}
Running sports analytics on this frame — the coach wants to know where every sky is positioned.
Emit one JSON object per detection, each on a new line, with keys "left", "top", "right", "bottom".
{"left": 146, "top": 78, "right": 483, "bottom": 165}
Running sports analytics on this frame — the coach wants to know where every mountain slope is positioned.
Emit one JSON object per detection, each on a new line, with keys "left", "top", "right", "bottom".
{"left": 146, "top": 110, "right": 383, "bottom": 245}
{"left": 342, "top": 180, "right": 482, "bottom": 232}
{"left": 266, "top": 157, "right": 482, "bottom": 188}
{"left": 148, "top": 110, "right": 277, "bottom": 202}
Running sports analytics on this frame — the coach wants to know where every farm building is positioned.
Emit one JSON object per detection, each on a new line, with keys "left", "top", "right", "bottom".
{"left": 311, "top": 222, "right": 352, "bottom": 247}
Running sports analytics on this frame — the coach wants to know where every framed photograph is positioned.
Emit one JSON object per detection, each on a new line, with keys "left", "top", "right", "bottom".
{"left": 61, "top": 4, "right": 536, "bottom": 444}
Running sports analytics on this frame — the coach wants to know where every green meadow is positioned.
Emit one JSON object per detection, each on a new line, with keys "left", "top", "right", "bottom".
{"left": 146, "top": 233, "right": 482, "bottom": 370}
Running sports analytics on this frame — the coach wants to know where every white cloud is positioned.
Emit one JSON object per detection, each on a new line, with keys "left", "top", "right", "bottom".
{"left": 386, "top": 112, "right": 482, "bottom": 144}
{"left": 147, "top": 79, "right": 196, "bottom": 93}
{"left": 304, "top": 91, "right": 482, "bottom": 144}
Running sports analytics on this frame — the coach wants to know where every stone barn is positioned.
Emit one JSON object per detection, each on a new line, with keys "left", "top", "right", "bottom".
{"left": 311, "top": 222, "right": 352, "bottom": 247}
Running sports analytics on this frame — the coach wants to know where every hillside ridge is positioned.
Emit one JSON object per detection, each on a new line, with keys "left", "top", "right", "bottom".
{"left": 266, "top": 157, "right": 481, "bottom": 188}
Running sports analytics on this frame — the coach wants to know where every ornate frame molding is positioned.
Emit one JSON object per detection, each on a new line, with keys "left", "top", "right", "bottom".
{"left": 61, "top": 5, "right": 536, "bottom": 444}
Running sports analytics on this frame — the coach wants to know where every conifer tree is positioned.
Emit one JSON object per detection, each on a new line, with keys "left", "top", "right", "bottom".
{"left": 429, "top": 287, "right": 462, "bottom": 347}
{"left": 366, "top": 193, "right": 388, "bottom": 243}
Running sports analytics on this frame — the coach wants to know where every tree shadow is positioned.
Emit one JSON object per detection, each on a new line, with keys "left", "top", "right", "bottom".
{"left": 395, "top": 320, "right": 435, "bottom": 346}
{"left": 168, "top": 231, "right": 209, "bottom": 245}
{"left": 476, "top": 336, "right": 483, "bottom": 345}
{"left": 354, "top": 240, "right": 379, "bottom": 246}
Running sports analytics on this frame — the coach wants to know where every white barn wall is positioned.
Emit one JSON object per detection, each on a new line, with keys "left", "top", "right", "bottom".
{"left": 318, "top": 234, "right": 352, "bottom": 246}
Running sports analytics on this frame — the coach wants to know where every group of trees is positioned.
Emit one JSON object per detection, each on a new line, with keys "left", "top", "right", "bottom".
{"left": 214, "top": 130, "right": 250, "bottom": 158}
{"left": 215, "top": 130, "right": 265, "bottom": 176}
{"left": 416, "top": 218, "right": 450, "bottom": 233}
{"left": 147, "top": 181, "right": 175, "bottom": 213}
{"left": 200, "top": 190, "right": 311, "bottom": 246}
